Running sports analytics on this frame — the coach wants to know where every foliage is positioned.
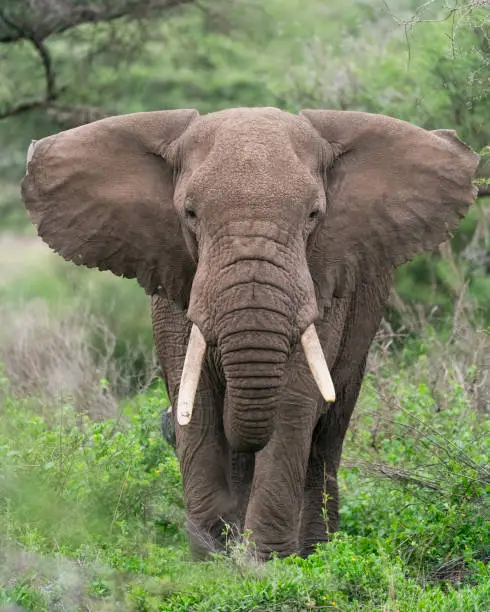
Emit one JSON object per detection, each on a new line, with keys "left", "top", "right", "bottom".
{"left": 0, "top": 347, "right": 488, "bottom": 610}
{"left": 0, "top": 245, "right": 155, "bottom": 401}
{"left": 0, "top": 1, "right": 194, "bottom": 43}
{"left": 1, "top": 0, "right": 489, "bottom": 323}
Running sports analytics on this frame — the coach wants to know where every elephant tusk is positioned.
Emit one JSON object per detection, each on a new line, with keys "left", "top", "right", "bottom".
{"left": 301, "top": 324, "right": 336, "bottom": 403}
{"left": 177, "top": 324, "right": 207, "bottom": 426}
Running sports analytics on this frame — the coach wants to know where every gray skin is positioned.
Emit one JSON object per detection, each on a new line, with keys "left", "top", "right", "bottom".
{"left": 21, "top": 107, "right": 479, "bottom": 560}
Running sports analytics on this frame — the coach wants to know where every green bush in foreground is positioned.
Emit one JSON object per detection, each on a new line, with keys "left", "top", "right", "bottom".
{"left": 0, "top": 354, "right": 488, "bottom": 611}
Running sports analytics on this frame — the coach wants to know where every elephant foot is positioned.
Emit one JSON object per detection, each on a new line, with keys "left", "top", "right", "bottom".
{"left": 187, "top": 519, "right": 226, "bottom": 559}
{"left": 241, "top": 532, "right": 300, "bottom": 562}
{"left": 300, "top": 531, "right": 334, "bottom": 558}
{"left": 253, "top": 545, "right": 299, "bottom": 562}
{"left": 187, "top": 510, "right": 241, "bottom": 559}
{"left": 188, "top": 519, "right": 298, "bottom": 563}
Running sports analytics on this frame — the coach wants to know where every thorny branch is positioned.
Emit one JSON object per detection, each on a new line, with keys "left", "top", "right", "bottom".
{"left": 383, "top": 0, "right": 490, "bottom": 67}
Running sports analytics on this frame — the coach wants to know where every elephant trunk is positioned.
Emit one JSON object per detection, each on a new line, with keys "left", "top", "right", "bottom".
{"left": 181, "top": 225, "right": 335, "bottom": 450}
{"left": 217, "top": 293, "right": 293, "bottom": 451}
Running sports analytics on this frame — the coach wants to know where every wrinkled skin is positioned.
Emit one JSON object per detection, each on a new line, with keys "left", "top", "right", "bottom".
{"left": 153, "top": 281, "right": 386, "bottom": 557}
{"left": 21, "top": 107, "right": 479, "bottom": 559}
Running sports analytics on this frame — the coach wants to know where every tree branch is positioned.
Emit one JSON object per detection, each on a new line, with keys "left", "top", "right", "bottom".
{"left": 0, "top": 8, "right": 58, "bottom": 118}
{"left": 0, "top": 1, "right": 195, "bottom": 122}
{"left": 0, "top": 99, "right": 47, "bottom": 120}
{"left": 0, "top": 1, "right": 195, "bottom": 44}
{"left": 30, "top": 37, "right": 57, "bottom": 102}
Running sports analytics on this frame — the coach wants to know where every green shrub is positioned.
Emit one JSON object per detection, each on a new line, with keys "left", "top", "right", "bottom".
{"left": 1, "top": 345, "right": 488, "bottom": 610}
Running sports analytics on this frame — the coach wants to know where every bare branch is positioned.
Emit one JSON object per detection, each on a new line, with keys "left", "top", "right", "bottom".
{"left": 46, "top": 104, "right": 109, "bottom": 128}
{"left": 0, "top": 1, "right": 195, "bottom": 44}
{"left": 0, "top": 8, "right": 58, "bottom": 117}
{"left": 0, "top": 99, "right": 47, "bottom": 120}
{"left": 31, "top": 37, "right": 57, "bottom": 102}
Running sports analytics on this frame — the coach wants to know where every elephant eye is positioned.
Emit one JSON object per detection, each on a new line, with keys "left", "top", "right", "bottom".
{"left": 308, "top": 202, "right": 322, "bottom": 222}
{"left": 184, "top": 198, "right": 197, "bottom": 221}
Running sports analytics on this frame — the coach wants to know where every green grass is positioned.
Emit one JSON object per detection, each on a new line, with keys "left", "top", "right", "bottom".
{"left": 0, "top": 350, "right": 488, "bottom": 611}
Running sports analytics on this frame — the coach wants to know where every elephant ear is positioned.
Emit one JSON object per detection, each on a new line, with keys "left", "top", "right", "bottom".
{"left": 300, "top": 110, "right": 479, "bottom": 305}
{"left": 21, "top": 110, "right": 199, "bottom": 305}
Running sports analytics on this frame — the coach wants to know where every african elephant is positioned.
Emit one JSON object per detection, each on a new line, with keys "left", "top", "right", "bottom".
{"left": 21, "top": 107, "right": 479, "bottom": 559}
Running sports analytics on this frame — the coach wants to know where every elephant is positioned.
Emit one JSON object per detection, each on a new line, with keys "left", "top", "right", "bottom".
{"left": 21, "top": 107, "right": 479, "bottom": 560}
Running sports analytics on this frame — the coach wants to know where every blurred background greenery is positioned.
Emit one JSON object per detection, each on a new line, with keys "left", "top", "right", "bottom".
{"left": 0, "top": 2, "right": 489, "bottom": 610}
{"left": 1, "top": 1, "right": 489, "bottom": 349}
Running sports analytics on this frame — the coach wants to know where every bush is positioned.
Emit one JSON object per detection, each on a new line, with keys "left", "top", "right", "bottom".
{"left": 0, "top": 325, "right": 488, "bottom": 610}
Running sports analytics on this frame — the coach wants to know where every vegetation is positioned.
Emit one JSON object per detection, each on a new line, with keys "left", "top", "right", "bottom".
{"left": 0, "top": 313, "right": 488, "bottom": 610}
{"left": 0, "top": 0, "right": 489, "bottom": 609}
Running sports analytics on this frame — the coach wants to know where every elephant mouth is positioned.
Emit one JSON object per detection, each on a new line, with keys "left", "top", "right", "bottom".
{"left": 176, "top": 322, "right": 335, "bottom": 427}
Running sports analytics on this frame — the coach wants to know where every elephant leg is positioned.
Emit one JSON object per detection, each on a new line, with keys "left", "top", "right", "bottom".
{"left": 229, "top": 450, "right": 255, "bottom": 534}
{"left": 175, "top": 392, "right": 236, "bottom": 558}
{"left": 299, "top": 364, "right": 365, "bottom": 557}
{"left": 243, "top": 368, "right": 319, "bottom": 559}
{"left": 161, "top": 408, "right": 252, "bottom": 538}
{"left": 152, "top": 296, "right": 233, "bottom": 557}
{"left": 299, "top": 282, "right": 387, "bottom": 557}
{"left": 161, "top": 405, "right": 176, "bottom": 450}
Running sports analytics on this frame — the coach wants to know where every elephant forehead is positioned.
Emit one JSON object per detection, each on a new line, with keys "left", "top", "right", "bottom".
{"left": 186, "top": 150, "right": 320, "bottom": 210}
{"left": 181, "top": 108, "right": 324, "bottom": 169}
{"left": 181, "top": 113, "right": 322, "bottom": 208}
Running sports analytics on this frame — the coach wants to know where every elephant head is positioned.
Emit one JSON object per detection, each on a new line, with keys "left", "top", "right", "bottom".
{"left": 21, "top": 108, "right": 478, "bottom": 451}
